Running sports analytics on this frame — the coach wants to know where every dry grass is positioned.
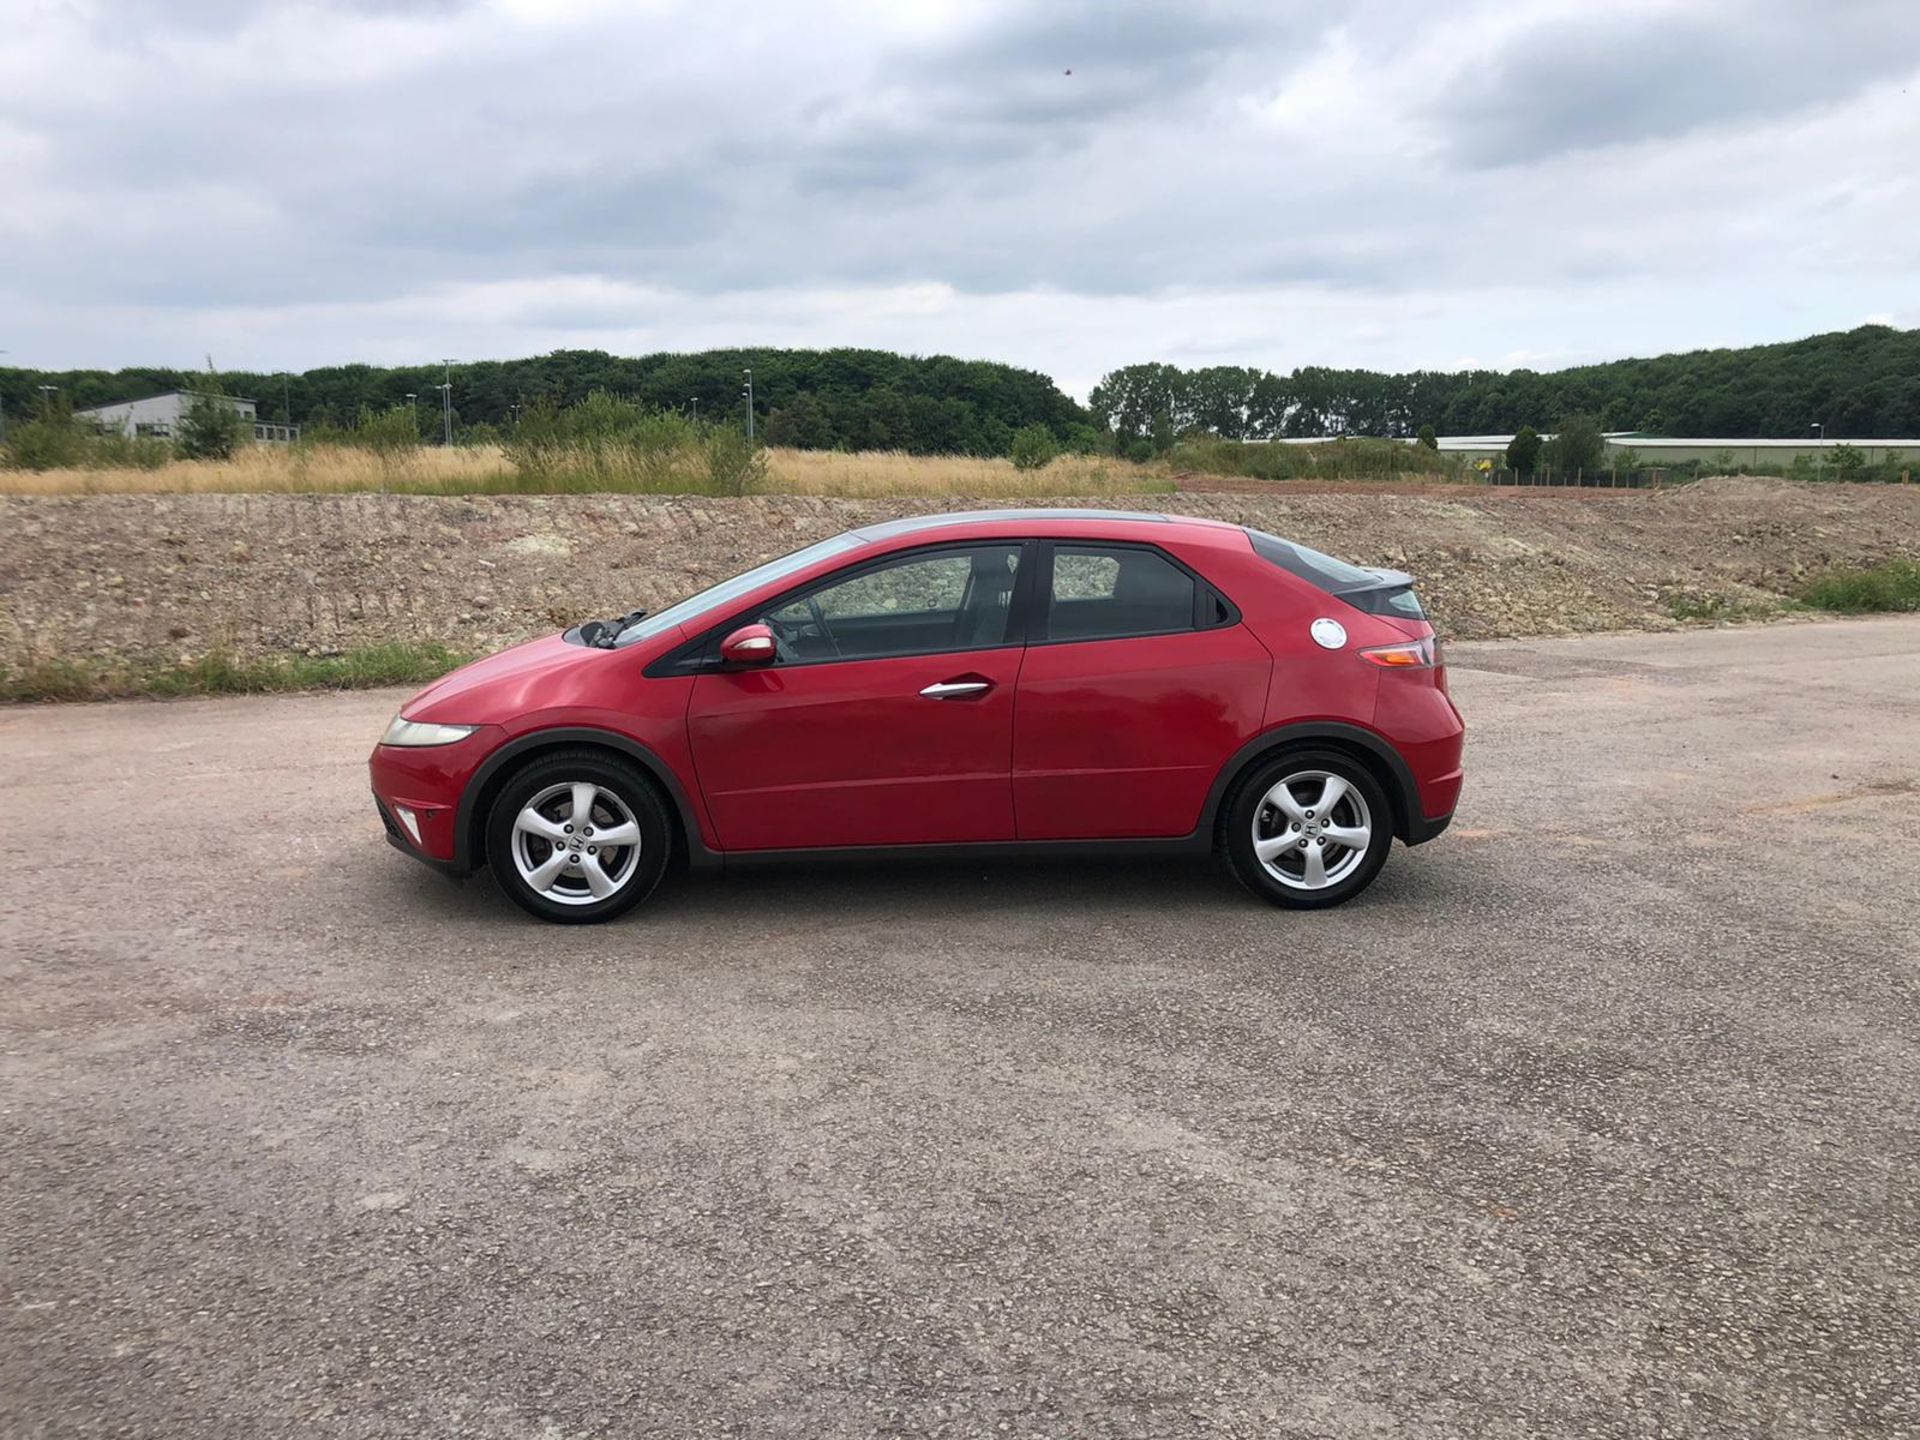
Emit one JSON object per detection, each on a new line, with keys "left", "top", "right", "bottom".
{"left": 766, "top": 448, "right": 1168, "bottom": 497}
{"left": 0, "top": 444, "right": 1171, "bottom": 499}
{"left": 0, "top": 445, "right": 508, "bottom": 495}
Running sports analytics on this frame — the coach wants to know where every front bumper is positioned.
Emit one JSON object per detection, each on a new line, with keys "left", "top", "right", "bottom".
{"left": 375, "top": 792, "right": 469, "bottom": 880}
{"left": 368, "top": 725, "right": 499, "bottom": 874}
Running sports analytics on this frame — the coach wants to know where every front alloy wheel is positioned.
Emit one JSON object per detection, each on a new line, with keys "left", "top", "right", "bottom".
{"left": 487, "top": 750, "right": 671, "bottom": 923}
{"left": 510, "top": 781, "right": 643, "bottom": 907}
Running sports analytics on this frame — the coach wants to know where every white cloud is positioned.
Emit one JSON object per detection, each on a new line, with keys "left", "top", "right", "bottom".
{"left": 3, "top": 0, "right": 1918, "bottom": 389}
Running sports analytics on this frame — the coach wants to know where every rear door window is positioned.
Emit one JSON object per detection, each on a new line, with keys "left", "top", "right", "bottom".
{"left": 1046, "top": 544, "right": 1197, "bottom": 642}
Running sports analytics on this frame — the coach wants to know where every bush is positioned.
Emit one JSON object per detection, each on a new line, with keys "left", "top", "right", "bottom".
{"left": 1505, "top": 425, "right": 1542, "bottom": 475}
{"left": 701, "top": 425, "right": 767, "bottom": 496}
{"left": 345, "top": 404, "right": 421, "bottom": 453}
{"left": 1009, "top": 423, "right": 1057, "bottom": 471}
{"left": 176, "top": 391, "right": 249, "bottom": 460}
{"left": 1799, "top": 559, "right": 1920, "bottom": 613}
{"left": 89, "top": 432, "right": 174, "bottom": 470}
{"left": 1417, "top": 424, "right": 1438, "bottom": 450}
{"left": 1166, "top": 436, "right": 1464, "bottom": 482}
{"left": 1, "top": 413, "right": 173, "bottom": 472}
{"left": 506, "top": 391, "right": 700, "bottom": 490}
{"left": 339, "top": 405, "right": 422, "bottom": 487}
{"left": 1824, "top": 443, "right": 1867, "bottom": 481}
{"left": 2, "top": 415, "right": 92, "bottom": 471}
{"left": 1543, "top": 414, "right": 1605, "bottom": 475}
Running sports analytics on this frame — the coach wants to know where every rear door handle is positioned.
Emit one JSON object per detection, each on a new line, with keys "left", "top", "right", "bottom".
{"left": 920, "top": 679, "right": 993, "bottom": 699}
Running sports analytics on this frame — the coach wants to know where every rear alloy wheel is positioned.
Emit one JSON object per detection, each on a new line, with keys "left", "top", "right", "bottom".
{"left": 1221, "top": 749, "right": 1393, "bottom": 909}
{"left": 486, "top": 750, "right": 671, "bottom": 924}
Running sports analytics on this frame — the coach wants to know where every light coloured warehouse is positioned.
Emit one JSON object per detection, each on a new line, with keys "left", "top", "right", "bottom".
{"left": 1432, "top": 432, "right": 1920, "bottom": 467}
{"left": 72, "top": 391, "right": 297, "bottom": 445}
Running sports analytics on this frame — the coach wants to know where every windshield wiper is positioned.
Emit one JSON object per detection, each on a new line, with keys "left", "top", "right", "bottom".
{"left": 577, "top": 608, "right": 647, "bottom": 649}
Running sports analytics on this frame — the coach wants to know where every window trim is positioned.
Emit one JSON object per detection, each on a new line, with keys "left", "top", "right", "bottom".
{"left": 649, "top": 538, "right": 1042, "bottom": 675}
{"left": 1032, "top": 540, "right": 1239, "bottom": 647}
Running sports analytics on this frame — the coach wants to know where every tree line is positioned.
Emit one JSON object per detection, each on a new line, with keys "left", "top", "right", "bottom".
{"left": 0, "top": 348, "right": 1089, "bottom": 458}
{"left": 1089, "top": 325, "right": 1920, "bottom": 448}
{"left": 4, "top": 325, "right": 1916, "bottom": 459}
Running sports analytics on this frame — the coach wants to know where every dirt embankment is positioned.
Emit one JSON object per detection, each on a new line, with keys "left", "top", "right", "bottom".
{"left": 3, "top": 479, "right": 1917, "bottom": 670}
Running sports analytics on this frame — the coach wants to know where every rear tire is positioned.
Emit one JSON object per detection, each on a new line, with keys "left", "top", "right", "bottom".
{"left": 1218, "top": 748, "right": 1393, "bottom": 910}
{"left": 486, "top": 749, "right": 672, "bottom": 924}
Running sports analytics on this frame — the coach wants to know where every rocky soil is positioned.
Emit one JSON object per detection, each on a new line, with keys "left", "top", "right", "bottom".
{"left": 3, "top": 478, "right": 1917, "bottom": 671}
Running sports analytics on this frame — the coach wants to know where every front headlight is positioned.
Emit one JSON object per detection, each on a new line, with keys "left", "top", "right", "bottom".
{"left": 381, "top": 715, "right": 479, "bottom": 747}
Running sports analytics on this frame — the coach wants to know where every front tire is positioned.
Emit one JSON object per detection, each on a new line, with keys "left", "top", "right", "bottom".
{"left": 1219, "top": 749, "right": 1393, "bottom": 909}
{"left": 486, "top": 749, "right": 672, "bottom": 924}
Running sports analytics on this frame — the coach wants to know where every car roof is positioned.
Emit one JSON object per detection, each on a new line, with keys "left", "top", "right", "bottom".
{"left": 852, "top": 508, "right": 1238, "bottom": 542}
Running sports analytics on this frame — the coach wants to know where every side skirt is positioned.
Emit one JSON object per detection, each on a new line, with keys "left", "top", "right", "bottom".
{"left": 713, "top": 831, "right": 1214, "bottom": 870}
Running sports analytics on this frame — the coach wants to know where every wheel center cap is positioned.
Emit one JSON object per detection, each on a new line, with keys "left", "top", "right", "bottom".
{"left": 1305, "top": 823, "right": 1321, "bottom": 836}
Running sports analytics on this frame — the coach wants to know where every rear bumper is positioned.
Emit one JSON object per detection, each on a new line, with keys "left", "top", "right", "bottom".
{"left": 1373, "top": 676, "right": 1464, "bottom": 839}
{"left": 1404, "top": 805, "right": 1455, "bottom": 846}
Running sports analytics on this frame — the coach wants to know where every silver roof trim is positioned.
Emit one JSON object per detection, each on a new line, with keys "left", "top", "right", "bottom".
{"left": 854, "top": 508, "right": 1171, "bottom": 540}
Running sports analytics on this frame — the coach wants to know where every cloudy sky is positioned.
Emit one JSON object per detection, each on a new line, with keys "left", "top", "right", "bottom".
{"left": 4, "top": 0, "right": 1918, "bottom": 396}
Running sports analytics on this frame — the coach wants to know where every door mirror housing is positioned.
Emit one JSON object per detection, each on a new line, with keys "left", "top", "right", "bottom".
{"left": 719, "top": 623, "right": 777, "bottom": 665}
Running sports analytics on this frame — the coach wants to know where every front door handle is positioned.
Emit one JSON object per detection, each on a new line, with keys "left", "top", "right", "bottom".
{"left": 920, "top": 679, "right": 993, "bottom": 699}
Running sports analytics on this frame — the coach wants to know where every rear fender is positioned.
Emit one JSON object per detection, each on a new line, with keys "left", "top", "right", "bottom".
{"left": 1201, "top": 722, "right": 1424, "bottom": 844}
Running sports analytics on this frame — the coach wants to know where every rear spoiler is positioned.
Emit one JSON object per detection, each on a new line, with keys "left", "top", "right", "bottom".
{"left": 1332, "top": 568, "right": 1424, "bottom": 618}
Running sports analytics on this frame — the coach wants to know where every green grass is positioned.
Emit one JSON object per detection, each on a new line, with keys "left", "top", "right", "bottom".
{"left": 0, "top": 642, "right": 468, "bottom": 704}
{"left": 1798, "top": 559, "right": 1920, "bottom": 614}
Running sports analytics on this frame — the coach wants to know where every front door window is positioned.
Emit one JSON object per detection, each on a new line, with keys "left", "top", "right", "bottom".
{"left": 761, "top": 544, "right": 1023, "bottom": 662}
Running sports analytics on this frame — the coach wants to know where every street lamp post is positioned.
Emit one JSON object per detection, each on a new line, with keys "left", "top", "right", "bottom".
{"left": 1812, "top": 421, "right": 1826, "bottom": 441}
{"left": 438, "top": 360, "right": 455, "bottom": 446}
{"left": 742, "top": 367, "right": 753, "bottom": 440}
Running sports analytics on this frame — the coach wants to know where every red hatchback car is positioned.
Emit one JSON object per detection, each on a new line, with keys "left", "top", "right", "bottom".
{"left": 370, "top": 510, "right": 1463, "bottom": 923}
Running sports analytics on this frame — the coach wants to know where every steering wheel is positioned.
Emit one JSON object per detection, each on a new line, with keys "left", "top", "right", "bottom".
{"left": 804, "top": 595, "right": 842, "bottom": 657}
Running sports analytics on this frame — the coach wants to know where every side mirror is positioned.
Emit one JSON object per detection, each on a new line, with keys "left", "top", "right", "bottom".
{"left": 719, "top": 623, "right": 777, "bottom": 665}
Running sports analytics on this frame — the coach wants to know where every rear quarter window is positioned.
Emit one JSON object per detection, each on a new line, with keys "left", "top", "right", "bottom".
{"left": 1246, "top": 529, "right": 1425, "bottom": 619}
{"left": 1246, "top": 530, "right": 1376, "bottom": 588}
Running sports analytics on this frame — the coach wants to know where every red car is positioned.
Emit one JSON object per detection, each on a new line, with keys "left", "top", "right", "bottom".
{"left": 370, "top": 510, "right": 1463, "bottom": 923}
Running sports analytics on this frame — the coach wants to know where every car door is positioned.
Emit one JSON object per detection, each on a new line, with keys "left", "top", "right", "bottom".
{"left": 686, "top": 542, "right": 1029, "bottom": 852}
{"left": 1013, "top": 541, "right": 1271, "bottom": 840}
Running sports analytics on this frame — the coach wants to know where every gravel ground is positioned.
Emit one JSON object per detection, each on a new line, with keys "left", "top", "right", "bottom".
{"left": 5, "top": 479, "right": 1920, "bottom": 672}
{"left": 2, "top": 617, "right": 1917, "bottom": 1438}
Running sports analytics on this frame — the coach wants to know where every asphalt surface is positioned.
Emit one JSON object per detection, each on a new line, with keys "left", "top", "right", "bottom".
{"left": 3, "top": 617, "right": 1917, "bottom": 1439}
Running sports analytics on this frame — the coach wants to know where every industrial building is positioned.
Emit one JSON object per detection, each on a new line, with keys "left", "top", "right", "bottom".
{"left": 1432, "top": 432, "right": 1920, "bottom": 467}
{"left": 72, "top": 391, "right": 297, "bottom": 445}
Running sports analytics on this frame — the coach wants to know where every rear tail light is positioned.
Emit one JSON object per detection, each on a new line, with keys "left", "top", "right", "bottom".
{"left": 1359, "top": 637, "right": 1439, "bottom": 668}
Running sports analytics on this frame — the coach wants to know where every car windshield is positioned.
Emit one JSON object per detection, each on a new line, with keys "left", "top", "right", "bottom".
{"left": 612, "top": 533, "right": 867, "bottom": 646}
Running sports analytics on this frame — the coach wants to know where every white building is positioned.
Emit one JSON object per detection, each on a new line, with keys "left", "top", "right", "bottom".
{"left": 1432, "top": 432, "right": 1920, "bottom": 468}
{"left": 73, "top": 391, "right": 298, "bottom": 445}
